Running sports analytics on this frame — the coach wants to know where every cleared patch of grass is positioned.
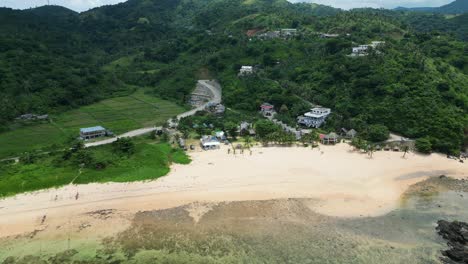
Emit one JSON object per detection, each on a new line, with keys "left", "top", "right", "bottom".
{"left": 0, "top": 91, "right": 185, "bottom": 158}
{"left": 0, "top": 142, "right": 190, "bottom": 198}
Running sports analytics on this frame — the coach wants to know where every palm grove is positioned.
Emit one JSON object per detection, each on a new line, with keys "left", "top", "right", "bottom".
{"left": 0, "top": 0, "right": 467, "bottom": 154}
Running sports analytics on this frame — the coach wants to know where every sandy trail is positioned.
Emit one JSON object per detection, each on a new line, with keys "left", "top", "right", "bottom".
{"left": 0, "top": 144, "right": 466, "bottom": 238}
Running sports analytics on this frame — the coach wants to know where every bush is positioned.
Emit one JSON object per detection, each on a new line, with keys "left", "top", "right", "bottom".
{"left": 415, "top": 137, "right": 432, "bottom": 153}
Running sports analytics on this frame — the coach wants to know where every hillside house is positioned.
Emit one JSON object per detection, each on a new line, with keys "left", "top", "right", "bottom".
{"left": 280, "top": 28, "right": 297, "bottom": 37}
{"left": 205, "top": 102, "right": 225, "bottom": 115}
{"left": 239, "top": 121, "right": 255, "bottom": 136}
{"left": 320, "top": 33, "right": 339, "bottom": 38}
{"left": 214, "top": 104, "right": 226, "bottom": 114}
{"left": 80, "top": 126, "right": 107, "bottom": 140}
{"left": 239, "top": 66, "right": 254, "bottom": 76}
{"left": 350, "top": 41, "right": 385, "bottom": 57}
{"left": 16, "top": 113, "right": 49, "bottom": 120}
{"left": 260, "top": 103, "right": 276, "bottom": 117}
{"left": 297, "top": 107, "right": 331, "bottom": 128}
{"left": 200, "top": 135, "right": 220, "bottom": 150}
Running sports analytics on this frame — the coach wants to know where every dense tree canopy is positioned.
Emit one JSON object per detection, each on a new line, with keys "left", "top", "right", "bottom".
{"left": 0, "top": 0, "right": 466, "bottom": 154}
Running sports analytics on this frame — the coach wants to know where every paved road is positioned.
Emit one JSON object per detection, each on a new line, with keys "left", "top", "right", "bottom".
{"left": 84, "top": 127, "right": 163, "bottom": 148}
{"left": 85, "top": 80, "right": 221, "bottom": 148}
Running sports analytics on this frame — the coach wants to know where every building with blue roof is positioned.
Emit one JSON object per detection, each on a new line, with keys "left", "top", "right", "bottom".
{"left": 80, "top": 126, "right": 107, "bottom": 140}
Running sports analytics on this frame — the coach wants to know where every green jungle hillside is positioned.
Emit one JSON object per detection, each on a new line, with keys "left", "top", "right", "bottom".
{"left": 0, "top": 0, "right": 467, "bottom": 154}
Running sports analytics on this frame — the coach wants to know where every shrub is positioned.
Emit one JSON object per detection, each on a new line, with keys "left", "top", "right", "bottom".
{"left": 415, "top": 137, "right": 432, "bottom": 154}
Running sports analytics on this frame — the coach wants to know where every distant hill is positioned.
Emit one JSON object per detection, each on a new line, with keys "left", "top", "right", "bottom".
{"left": 402, "top": 12, "right": 468, "bottom": 41}
{"left": 437, "top": 0, "right": 468, "bottom": 13}
{"left": 394, "top": 0, "right": 468, "bottom": 14}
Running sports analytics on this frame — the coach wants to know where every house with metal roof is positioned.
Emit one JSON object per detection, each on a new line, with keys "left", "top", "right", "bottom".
{"left": 239, "top": 66, "right": 254, "bottom": 76}
{"left": 260, "top": 102, "right": 276, "bottom": 117}
{"left": 297, "top": 107, "right": 331, "bottom": 128}
{"left": 200, "top": 135, "right": 221, "bottom": 150}
{"left": 80, "top": 126, "right": 107, "bottom": 140}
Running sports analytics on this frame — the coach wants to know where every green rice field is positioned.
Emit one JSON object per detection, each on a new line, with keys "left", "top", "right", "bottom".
{"left": 0, "top": 90, "right": 186, "bottom": 158}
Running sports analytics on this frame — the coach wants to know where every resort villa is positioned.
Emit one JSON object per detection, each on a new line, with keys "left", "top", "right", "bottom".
{"left": 260, "top": 103, "right": 276, "bottom": 117}
{"left": 297, "top": 107, "right": 331, "bottom": 128}
{"left": 80, "top": 126, "right": 107, "bottom": 140}
{"left": 239, "top": 66, "right": 254, "bottom": 76}
{"left": 200, "top": 135, "right": 221, "bottom": 150}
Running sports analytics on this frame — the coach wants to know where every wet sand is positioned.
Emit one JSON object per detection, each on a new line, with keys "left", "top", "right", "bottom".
{"left": 0, "top": 144, "right": 465, "bottom": 239}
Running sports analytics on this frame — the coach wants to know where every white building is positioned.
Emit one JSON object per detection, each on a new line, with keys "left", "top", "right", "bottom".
{"left": 320, "top": 33, "right": 339, "bottom": 38}
{"left": 239, "top": 66, "right": 253, "bottom": 76}
{"left": 350, "top": 41, "right": 385, "bottom": 57}
{"left": 80, "top": 126, "right": 107, "bottom": 140}
{"left": 200, "top": 135, "right": 221, "bottom": 150}
{"left": 297, "top": 107, "right": 331, "bottom": 128}
{"left": 352, "top": 45, "right": 370, "bottom": 54}
{"left": 370, "top": 41, "right": 385, "bottom": 48}
{"left": 280, "top": 28, "right": 298, "bottom": 37}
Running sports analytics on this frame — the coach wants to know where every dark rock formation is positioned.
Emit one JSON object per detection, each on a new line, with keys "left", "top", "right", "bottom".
{"left": 437, "top": 220, "right": 468, "bottom": 263}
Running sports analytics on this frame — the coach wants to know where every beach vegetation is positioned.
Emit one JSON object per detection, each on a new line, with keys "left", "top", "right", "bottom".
{"left": 415, "top": 137, "right": 433, "bottom": 153}
{"left": 0, "top": 139, "right": 190, "bottom": 198}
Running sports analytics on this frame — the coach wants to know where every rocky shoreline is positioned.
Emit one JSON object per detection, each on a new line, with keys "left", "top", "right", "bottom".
{"left": 437, "top": 220, "right": 468, "bottom": 264}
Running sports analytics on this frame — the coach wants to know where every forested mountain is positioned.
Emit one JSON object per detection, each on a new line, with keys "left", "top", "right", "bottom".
{"left": 395, "top": 0, "right": 468, "bottom": 14}
{"left": 401, "top": 12, "right": 468, "bottom": 41}
{"left": 0, "top": 0, "right": 467, "bottom": 154}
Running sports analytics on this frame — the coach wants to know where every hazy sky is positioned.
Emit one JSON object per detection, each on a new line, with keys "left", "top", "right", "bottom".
{"left": 0, "top": 0, "right": 455, "bottom": 12}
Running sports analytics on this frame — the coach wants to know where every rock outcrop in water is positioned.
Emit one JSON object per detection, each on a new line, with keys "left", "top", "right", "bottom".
{"left": 437, "top": 220, "right": 468, "bottom": 263}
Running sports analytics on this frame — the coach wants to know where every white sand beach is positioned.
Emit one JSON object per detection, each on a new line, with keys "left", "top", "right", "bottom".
{"left": 0, "top": 144, "right": 466, "bottom": 238}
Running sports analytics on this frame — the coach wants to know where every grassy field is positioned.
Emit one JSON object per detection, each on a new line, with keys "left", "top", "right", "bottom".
{"left": 0, "top": 90, "right": 186, "bottom": 158}
{"left": 0, "top": 141, "right": 191, "bottom": 198}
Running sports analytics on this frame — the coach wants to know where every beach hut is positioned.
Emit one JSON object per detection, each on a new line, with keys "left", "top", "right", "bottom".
{"left": 321, "top": 132, "right": 339, "bottom": 145}
{"left": 346, "top": 129, "right": 357, "bottom": 139}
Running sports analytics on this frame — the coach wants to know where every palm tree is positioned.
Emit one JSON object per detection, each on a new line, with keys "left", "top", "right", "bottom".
{"left": 402, "top": 146, "right": 409, "bottom": 158}
{"left": 368, "top": 144, "right": 376, "bottom": 158}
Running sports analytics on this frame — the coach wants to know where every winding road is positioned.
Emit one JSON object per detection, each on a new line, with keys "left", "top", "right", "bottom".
{"left": 84, "top": 80, "right": 221, "bottom": 148}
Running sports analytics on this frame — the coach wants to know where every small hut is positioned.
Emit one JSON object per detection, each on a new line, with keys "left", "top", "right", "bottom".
{"left": 321, "top": 132, "right": 339, "bottom": 144}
